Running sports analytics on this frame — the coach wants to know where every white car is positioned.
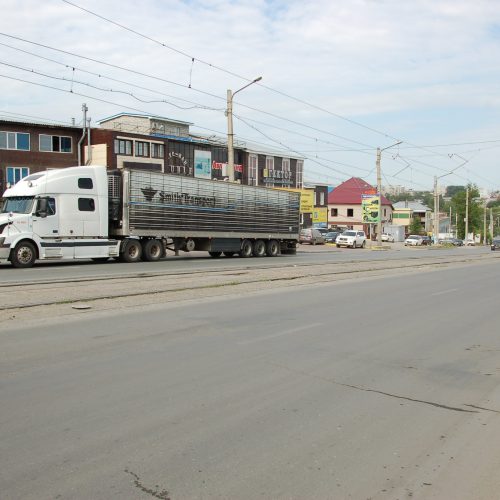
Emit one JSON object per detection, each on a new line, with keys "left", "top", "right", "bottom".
{"left": 404, "top": 235, "right": 423, "bottom": 246}
{"left": 336, "top": 230, "right": 366, "bottom": 248}
{"left": 381, "top": 233, "right": 395, "bottom": 243}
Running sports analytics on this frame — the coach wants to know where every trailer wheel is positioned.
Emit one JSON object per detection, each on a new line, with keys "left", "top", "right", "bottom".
{"left": 120, "top": 239, "right": 142, "bottom": 263}
{"left": 10, "top": 240, "right": 37, "bottom": 268}
{"left": 209, "top": 251, "right": 222, "bottom": 258}
{"left": 239, "top": 239, "right": 253, "bottom": 258}
{"left": 266, "top": 240, "right": 279, "bottom": 257}
{"left": 253, "top": 239, "right": 266, "bottom": 257}
{"left": 142, "top": 239, "right": 163, "bottom": 262}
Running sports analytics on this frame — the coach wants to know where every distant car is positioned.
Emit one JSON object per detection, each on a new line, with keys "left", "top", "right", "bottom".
{"left": 325, "top": 231, "right": 340, "bottom": 243}
{"left": 404, "top": 235, "right": 423, "bottom": 246}
{"left": 491, "top": 238, "right": 500, "bottom": 251}
{"left": 381, "top": 233, "right": 395, "bottom": 243}
{"left": 315, "top": 228, "right": 329, "bottom": 235}
{"left": 299, "top": 228, "right": 326, "bottom": 245}
{"left": 336, "top": 230, "right": 366, "bottom": 248}
{"left": 421, "top": 236, "right": 432, "bottom": 246}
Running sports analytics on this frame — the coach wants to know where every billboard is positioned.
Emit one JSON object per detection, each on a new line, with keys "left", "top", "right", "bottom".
{"left": 362, "top": 193, "right": 380, "bottom": 223}
{"left": 313, "top": 207, "right": 328, "bottom": 227}
{"left": 276, "top": 188, "right": 314, "bottom": 213}
{"left": 194, "top": 150, "right": 212, "bottom": 179}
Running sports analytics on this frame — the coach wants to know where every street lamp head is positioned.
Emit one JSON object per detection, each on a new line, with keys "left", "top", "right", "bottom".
{"left": 253, "top": 76, "right": 263, "bottom": 83}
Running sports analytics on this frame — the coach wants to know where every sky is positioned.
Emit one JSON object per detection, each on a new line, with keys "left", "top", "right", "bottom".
{"left": 1, "top": 0, "right": 500, "bottom": 192}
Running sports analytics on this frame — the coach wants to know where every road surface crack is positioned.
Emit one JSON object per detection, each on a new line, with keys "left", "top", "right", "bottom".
{"left": 124, "top": 469, "right": 171, "bottom": 499}
{"left": 272, "top": 364, "right": 478, "bottom": 414}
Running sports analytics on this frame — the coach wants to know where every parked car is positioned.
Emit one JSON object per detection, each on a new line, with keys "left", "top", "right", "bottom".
{"left": 421, "top": 236, "right": 432, "bottom": 246}
{"left": 381, "top": 233, "right": 395, "bottom": 243}
{"left": 325, "top": 231, "right": 340, "bottom": 243}
{"left": 299, "top": 228, "right": 326, "bottom": 245}
{"left": 491, "top": 238, "right": 500, "bottom": 251}
{"left": 336, "top": 230, "right": 366, "bottom": 248}
{"left": 315, "top": 228, "right": 329, "bottom": 235}
{"left": 439, "top": 238, "right": 463, "bottom": 246}
{"left": 404, "top": 235, "right": 423, "bottom": 246}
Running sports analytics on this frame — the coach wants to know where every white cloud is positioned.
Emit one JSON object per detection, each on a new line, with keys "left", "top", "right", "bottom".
{"left": 1, "top": 0, "right": 500, "bottom": 188}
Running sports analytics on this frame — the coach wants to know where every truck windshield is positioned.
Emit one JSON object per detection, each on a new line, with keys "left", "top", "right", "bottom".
{"left": 2, "top": 196, "right": 35, "bottom": 214}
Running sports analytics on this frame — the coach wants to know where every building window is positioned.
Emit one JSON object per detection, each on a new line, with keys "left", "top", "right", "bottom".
{"left": 78, "top": 178, "right": 93, "bottom": 189}
{"left": 282, "top": 158, "right": 290, "bottom": 172}
{"left": 151, "top": 143, "right": 164, "bottom": 158}
{"left": 6, "top": 166, "right": 29, "bottom": 185}
{"left": 331, "top": 208, "right": 338, "bottom": 217}
{"left": 248, "top": 154, "right": 258, "bottom": 186}
{"left": 383, "top": 208, "right": 387, "bottom": 217}
{"left": 39, "top": 135, "right": 72, "bottom": 153}
{"left": 296, "top": 160, "right": 303, "bottom": 189}
{"left": 135, "top": 141, "right": 150, "bottom": 157}
{"left": 114, "top": 139, "right": 132, "bottom": 155}
{"left": 78, "top": 198, "right": 95, "bottom": 211}
{"left": 265, "top": 156, "right": 274, "bottom": 171}
{"left": 320, "top": 192, "right": 325, "bottom": 205}
{"left": 347, "top": 208, "right": 354, "bottom": 217}
{"left": 0, "top": 131, "right": 30, "bottom": 151}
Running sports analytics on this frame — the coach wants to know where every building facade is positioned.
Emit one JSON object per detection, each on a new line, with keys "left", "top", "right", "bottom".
{"left": 0, "top": 120, "right": 82, "bottom": 192}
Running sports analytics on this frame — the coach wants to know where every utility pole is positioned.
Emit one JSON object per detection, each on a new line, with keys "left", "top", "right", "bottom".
{"left": 433, "top": 176, "right": 438, "bottom": 243}
{"left": 465, "top": 186, "right": 469, "bottom": 244}
{"left": 226, "top": 77, "right": 262, "bottom": 182}
{"left": 484, "top": 202, "right": 487, "bottom": 245}
{"left": 376, "top": 147, "right": 382, "bottom": 247}
{"left": 375, "top": 141, "right": 401, "bottom": 247}
{"left": 490, "top": 208, "right": 494, "bottom": 241}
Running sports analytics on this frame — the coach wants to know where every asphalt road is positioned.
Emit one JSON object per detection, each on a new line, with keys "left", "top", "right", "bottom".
{"left": 1, "top": 258, "right": 500, "bottom": 499}
{"left": 0, "top": 242, "right": 493, "bottom": 285}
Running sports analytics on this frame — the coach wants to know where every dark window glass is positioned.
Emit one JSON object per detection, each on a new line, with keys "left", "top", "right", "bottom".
{"left": 78, "top": 198, "right": 95, "bottom": 211}
{"left": 78, "top": 178, "right": 93, "bottom": 189}
{"left": 17, "top": 133, "right": 30, "bottom": 150}
{"left": 52, "top": 136, "right": 60, "bottom": 152}
{"left": 347, "top": 208, "right": 354, "bottom": 217}
{"left": 60, "top": 137, "right": 72, "bottom": 153}
{"left": 331, "top": 208, "right": 338, "bottom": 217}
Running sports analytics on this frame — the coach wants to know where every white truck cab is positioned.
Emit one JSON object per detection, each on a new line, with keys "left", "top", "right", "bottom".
{"left": 0, "top": 165, "right": 119, "bottom": 267}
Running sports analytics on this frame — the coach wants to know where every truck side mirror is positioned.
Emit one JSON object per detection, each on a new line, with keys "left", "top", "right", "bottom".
{"left": 36, "top": 198, "right": 48, "bottom": 218}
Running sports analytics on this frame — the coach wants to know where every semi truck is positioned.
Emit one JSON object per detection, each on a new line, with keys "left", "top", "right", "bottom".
{"left": 0, "top": 165, "right": 300, "bottom": 268}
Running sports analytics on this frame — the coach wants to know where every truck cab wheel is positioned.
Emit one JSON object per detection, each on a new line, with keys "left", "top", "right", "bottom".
{"left": 239, "top": 239, "right": 253, "bottom": 258}
{"left": 253, "top": 239, "right": 266, "bottom": 257}
{"left": 10, "top": 241, "right": 37, "bottom": 268}
{"left": 142, "top": 239, "right": 163, "bottom": 262}
{"left": 120, "top": 239, "right": 142, "bottom": 263}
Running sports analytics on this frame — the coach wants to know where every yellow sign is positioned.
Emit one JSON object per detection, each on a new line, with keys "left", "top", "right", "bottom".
{"left": 276, "top": 188, "right": 314, "bottom": 213}
{"left": 313, "top": 207, "right": 328, "bottom": 224}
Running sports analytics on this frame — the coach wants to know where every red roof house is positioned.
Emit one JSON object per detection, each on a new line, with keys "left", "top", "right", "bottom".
{"left": 327, "top": 177, "right": 393, "bottom": 231}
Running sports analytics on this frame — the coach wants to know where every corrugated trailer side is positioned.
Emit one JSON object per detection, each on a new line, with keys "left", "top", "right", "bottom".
{"left": 108, "top": 169, "right": 300, "bottom": 260}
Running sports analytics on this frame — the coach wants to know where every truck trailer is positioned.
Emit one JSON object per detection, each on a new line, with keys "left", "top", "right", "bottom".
{"left": 0, "top": 165, "right": 300, "bottom": 268}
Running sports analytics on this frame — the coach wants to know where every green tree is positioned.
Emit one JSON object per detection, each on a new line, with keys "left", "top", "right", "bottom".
{"left": 409, "top": 216, "right": 423, "bottom": 235}
{"left": 451, "top": 184, "right": 482, "bottom": 239}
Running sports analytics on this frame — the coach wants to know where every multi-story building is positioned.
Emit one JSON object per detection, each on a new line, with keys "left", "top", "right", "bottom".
{"left": 0, "top": 114, "right": 305, "bottom": 193}
{"left": 0, "top": 119, "right": 82, "bottom": 192}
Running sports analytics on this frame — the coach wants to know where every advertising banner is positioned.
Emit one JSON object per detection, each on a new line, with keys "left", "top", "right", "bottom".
{"left": 313, "top": 207, "right": 328, "bottom": 226}
{"left": 362, "top": 193, "right": 380, "bottom": 223}
{"left": 277, "top": 188, "right": 314, "bottom": 213}
{"left": 194, "top": 150, "right": 212, "bottom": 179}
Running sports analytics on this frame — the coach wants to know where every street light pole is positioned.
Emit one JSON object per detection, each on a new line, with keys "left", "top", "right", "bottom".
{"left": 226, "top": 76, "right": 262, "bottom": 182}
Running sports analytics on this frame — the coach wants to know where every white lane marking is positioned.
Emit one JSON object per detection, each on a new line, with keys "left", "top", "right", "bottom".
{"left": 238, "top": 322, "right": 323, "bottom": 345}
{"left": 431, "top": 288, "right": 458, "bottom": 296}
